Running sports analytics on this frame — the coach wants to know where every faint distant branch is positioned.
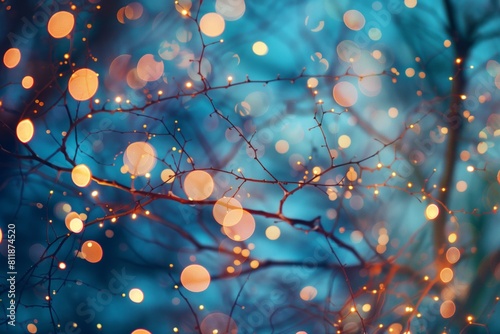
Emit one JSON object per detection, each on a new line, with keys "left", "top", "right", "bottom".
{"left": 433, "top": 5, "right": 468, "bottom": 269}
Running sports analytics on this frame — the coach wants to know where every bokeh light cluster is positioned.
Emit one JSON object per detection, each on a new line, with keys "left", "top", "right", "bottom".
{"left": 1, "top": 0, "right": 500, "bottom": 333}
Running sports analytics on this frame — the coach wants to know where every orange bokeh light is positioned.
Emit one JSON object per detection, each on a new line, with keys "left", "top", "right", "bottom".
{"left": 80, "top": 240, "right": 103, "bottom": 263}
{"left": 48, "top": 11, "right": 75, "bottom": 38}
{"left": 180, "top": 264, "right": 211, "bottom": 292}
{"left": 16, "top": 119, "right": 34, "bottom": 143}
{"left": 223, "top": 210, "right": 255, "bottom": 241}
{"left": 213, "top": 197, "right": 243, "bottom": 226}
{"left": 68, "top": 68, "right": 99, "bottom": 101}
{"left": 184, "top": 170, "right": 214, "bottom": 200}
{"left": 3, "top": 48, "right": 21, "bottom": 68}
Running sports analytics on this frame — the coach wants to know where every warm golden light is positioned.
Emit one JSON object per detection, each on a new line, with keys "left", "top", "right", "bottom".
{"left": 161, "top": 168, "right": 176, "bottom": 183}
{"left": 456, "top": 180, "right": 467, "bottom": 192}
{"left": 446, "top": 247, "right": 460, "bottom": 264}
{"left": 65, "top": 212, "right": 80, "bottom": 230}
{"left": 425, "top": 204, "right": 439, "bottom": 220}
{"left": 299, "top": 286, "right": 317, "bottom": 301}
{"left": 180, "top": 264, "right": 211, "bottom": 292}
{"left": 307, "top": 77, "right": 319, "bottom": 88}
{"left": 213, "top": 197, "right": 242, "bottom": 226}
{"left": 343, "top": 10, "right": 365, "bottom": 31}
{"left": 16, "top": 119, "right": 35, "bottom": 143}
{"left": 131, "top": 330, "right": 151, "bottom": 334}
{"left": 404, "top": 0, "right": 418, "bottom": 8}
{"left": 265, "top": 225, "right": 281, "bottom": 240}
{"left": 333, "top": 81, "right": 358, "bottom": 107}
{"left": 137, "top": 54, "right": 164, "bottom": 82}
{"left": 252, "top": 41, "right": 268, "bottom": 56}
{"left": 80, "top": 240, "right": 103, "bottom": 263}
{"left": 184, "top": 170, "right": 214, "bottom": 200}
{"left": 223, "top": 210, "right": 255, "bottom": 241}
{"left": 250, "top": 260, "right": 259, "bottom": 269}
{"left": 71, "top": 164, "right": 92, "bottom": 187}
{"left": 48, "top": 11, "right": 75, "bottom": 38}
{"left": 440, "top": 267, "right": 454, "bottom": 283}
{"left": 440, "top": 300, "right": 456, "bottom": 318}
{"left": 69, "top": 218, "right": 84, "bottom": 233}
{"left": 275, "top": 139, "right": 289, "bottom": 154}
{"left": 68, "top": 68, "right": 99, "bottom": 101}
{"left": 129, "top": 288, "right": 144, "bottom": 303}
{"left": 124, "top": 142, "right": 157, "bottom": 176}
{"left": 125, "top": 2, "right": 144, "bottom": 20}
{"left": 3, "top": 48, "right": 21, "bottom": 68}
{"left": 22, "top": 76, "right": 34, "bottom": 89}
{"left": 346, "top": 167, "right": 358, "bottom": 181}
{"left": 27, "top": 323, "right": 37, "bottom": 334}
{"left": 405, "top": 68, "right": 415, "bottom": 77}
{"left": 200, "top": 13, "right": 225, "bottom": 37}
{"left": 338, "top": 135, "right": 351, "bottom": 149}
{"left": 448, "top": 233, "right": 458, "bottom": 244}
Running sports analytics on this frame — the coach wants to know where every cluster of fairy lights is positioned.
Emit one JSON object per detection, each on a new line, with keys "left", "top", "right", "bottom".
{"left": 2, "top": 0, "right": 500, "bottom": 333}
